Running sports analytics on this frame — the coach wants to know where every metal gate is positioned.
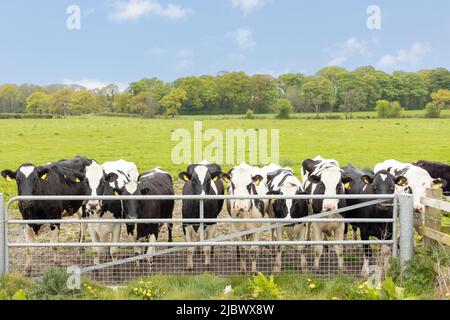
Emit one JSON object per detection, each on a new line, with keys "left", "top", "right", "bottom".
{"left": 0, "top": 193, "right": 415, "bottom": 285}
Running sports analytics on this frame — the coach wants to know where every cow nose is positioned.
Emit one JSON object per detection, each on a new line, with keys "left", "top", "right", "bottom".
{"left": 87, "top": 201, "right": 100, "bottom": 211}
{"left": 323, "top": 204, "right": 336, "bottom": 212}
{"left": 21, "top": 200, "right": 33, "bottom": 209}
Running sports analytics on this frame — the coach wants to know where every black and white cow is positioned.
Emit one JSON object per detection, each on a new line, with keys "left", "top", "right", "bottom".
{"left": 222, "top": 162, "right": 269, "bottom": 274}
{"left": 179, "top": 161, "right": 224, "bottom": 270}
{"left": 342, "top": 164, "right": 406, "bottom": 275}
{"left": 374, "top": 160, "right": 447, "bottom": 215}
{"left": 117, "top": 168, "right": 174, "bottom": 268}
{"left": 302, "top": 156, "right": 352, "bottom": 271}
{"left": 266, "top": 166, "right": 309, "bottom": 273}
{"left": 82, "top": 160, "right": 139, "bottom": 265}
{"left": 413, "top": 160, "right": 450, "bottom": 196}
{"left": 1, "top": 157, "right": 91, "bottom": 273}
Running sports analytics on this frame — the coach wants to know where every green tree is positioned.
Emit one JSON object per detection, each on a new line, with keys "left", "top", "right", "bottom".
{"left": 250, "top": 74, "right": 280, "bottom": 113}
{"left": 424, "top": 102, "right": 440, "bottom": 118}
{"left": 430, "top": 89, "right": 450, "bottom": 110}
{"left": 216, "top": 72, "right": 252, "bottom": 113}
{"left": 0, "top": 84, "right": 25, "bottom": 113}
{"left": 112, "top": 93, "right": 131, "bottom": 113}
{"left": 303, "top": 78, "right": 334, "bottom": 117}
{"left": 160, "top": 88, "right": 188, "bottom": 118}
{"left": 95, "top": 84, "right": 119, "bottom": 112}
{"left": 317, "top": 66, "right": 348, "bottom": 113}
{"left": 26, "top": 92, "right": 51, "bottom": 114}
{"left": 70, "top": 90, "right": 97, "bottom": 114}
{"left": 49, "top": 89, "right": 74, "bottom": 117}
{"left": 129, "top": 91, "right": 161, "bottom": 117}
{"left": 275, "top": 98, "right": 293, "bottom": 119}
{"left": 127, "top": 78, "right": 170, "bottom": 100}
{"left": 375, "top": 100, "right": 403, "bottom": 118}
{"left": 339, "top": 88, "right": 366, "bottom": 118}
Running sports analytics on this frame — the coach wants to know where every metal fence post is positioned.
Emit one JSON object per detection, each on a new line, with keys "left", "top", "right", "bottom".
{"left": 0, "top": 194, "right": 5, "bottom": 276}
{"left": 199, "top": 200, "right": 204, "bottom": 242}
{"left": 392, "top": 195, "right": 398, "bottom": 257}
{"left": 399, "top": 194, "right": 414, "bottom": 269}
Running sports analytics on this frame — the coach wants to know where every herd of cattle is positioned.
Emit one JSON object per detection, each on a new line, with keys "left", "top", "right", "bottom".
{"left": 1, "top": 156, "right": 449, "bottom": 275}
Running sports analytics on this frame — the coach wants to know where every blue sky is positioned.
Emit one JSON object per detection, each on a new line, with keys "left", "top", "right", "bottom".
{"left": 1, "top": 0, "right": 449, "bottom": 90}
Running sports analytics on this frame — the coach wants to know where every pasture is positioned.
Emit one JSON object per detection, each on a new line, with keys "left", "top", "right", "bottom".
{"left": 1, "top": 115, "right": 449, "bottom": 200}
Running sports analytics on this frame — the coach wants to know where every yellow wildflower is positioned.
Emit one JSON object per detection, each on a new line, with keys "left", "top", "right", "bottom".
{"left": 309, "top": 283, "right": 316, "bottom": 289}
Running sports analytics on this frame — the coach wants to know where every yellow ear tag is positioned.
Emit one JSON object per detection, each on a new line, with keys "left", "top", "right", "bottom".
{"left": 41, "top": 173, "right": 48, "bottom": 181}
{"left": 114, "top": 191, "right": 119, "bottom": 196}
{"left": 213, "top": 176, "right": 218, "bottom": 182}
{"left": 255, "top": 180, "right": 261, "bottom": 187}
{"left": 6, "top": 176, "right": 12, "bottom": 182}
{"left": 344, "top": 182, "right": 351, "bottom": 190}
{"left": 433, "top": 183, "right": 442, "bottom": 190}
{"left": 183, "top": 175, "right": 189, "bottom": 182}
{"left": 75, "top": 178, "right": 81, "bottom": 183}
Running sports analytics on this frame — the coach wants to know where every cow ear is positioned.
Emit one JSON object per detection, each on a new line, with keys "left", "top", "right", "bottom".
{"left": 178, "top": 172, "right": 190, "bottom": 182}
{"left": 211, "top": 171, "right": 222, "bottom": 182}
{"left": 1, "top": 170, "right": 16, "bottom": 182}
{"left": 114, "top": 189, "right": 121, "bottom": 196}
{"left": 361, "top": 175, "right": 373, "bottom": 185}
{"left": 221, "top": 173, "right": 231, "bottom": 183}
{"left": 37, "top": 167, "right": 49, "bottom": 181}
{"left": 105, "top": 173, "right": 119, "bottom": 183}
{"left": 308, "top": 174, "right": 321, "bottom": 184}
{"left": 432, "top": 178, "right": 447, "bottom": 189}
{"left": 342, "top": 177, "right": 353, "bottom": 190}
{"left": 252, "top": 175, "right": 263, "bottom": 186}
{"left": 395, "top": 176, "right": 408, "bottom": 186}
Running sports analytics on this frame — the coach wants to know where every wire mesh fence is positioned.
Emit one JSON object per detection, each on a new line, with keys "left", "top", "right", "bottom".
{"left": 1, "top": 194, "right": 403, "bottom": 286}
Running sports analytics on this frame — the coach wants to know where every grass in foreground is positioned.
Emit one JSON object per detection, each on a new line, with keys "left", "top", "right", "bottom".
{"left": 1, "top": 247, "right": 449, "bottom": 300}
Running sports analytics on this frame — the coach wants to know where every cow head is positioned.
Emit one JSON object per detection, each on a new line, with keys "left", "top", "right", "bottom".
{"left": 179, "top": 164, "right": 222, "bottom": 196}
{"left": 2, "top": 164, "right": 51, "bottom": 209}
{"left": 222, "top": 163, "right": 264, "bottom": 215}
{"left": 82, "top": 162, "right": 118, "bottom": 214}
{"left": 360, "top": 170, "right": 406, "bottom": 210}
{"left": 396, "top": 167, "right": 447, "bottom": 214}
{"left": 306, "top": 164, "right": 350, "bottom": 212}
{"left": 267, "top": 170, "right": 308, "bottom": 219}
{"left": 114, "top": 181, "right": 142, "bottom": 220}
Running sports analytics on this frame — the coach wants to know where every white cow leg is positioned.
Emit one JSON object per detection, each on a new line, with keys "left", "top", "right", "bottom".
{"left": 312, "top": 224, "right": 323, "bottom": 271}
{"left": 146, "top": 234, "right": 157, "bottom": 269}
{"left": 185, "top": 226, "right": 195, "bottom": 270}
{"left": 90, "top": 228, "right": 102, "bottom": 265}
{"left": 109, "top": 224, "right": 122, "bottom": 261}
{"left": 298, "top": 224, "right": 308, "bottom": 273}
{"left": 381, "top": 244, "right": 391, "bottom": 275}
{"left": 203, "top": 225, "right": 217, "bottom": 268}
{"left": 250, "top": 232, "right": 260, "bottom": 274}
{"left": 273, "top": 227, "right": 284, "bottom": 273}
{"left": 361, "top": 255, "right": 370, "bottom": 276}
{"left": 50, "top": 227, "right": 60, "bottom": 265}
{"left": 334, "top": 224, "right": 345, "bottom": 271}
{"left": 24, "top": 226, "right": 37, "bottom": 274}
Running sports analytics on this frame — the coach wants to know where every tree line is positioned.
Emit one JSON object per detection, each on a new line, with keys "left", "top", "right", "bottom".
{"left": 0, "top": 66, "right": 449, "bottom": 118}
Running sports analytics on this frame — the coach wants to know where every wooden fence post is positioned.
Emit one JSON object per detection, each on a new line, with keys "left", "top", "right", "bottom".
{"left": 423, "top": 188, "right": 443, "bottom": 249}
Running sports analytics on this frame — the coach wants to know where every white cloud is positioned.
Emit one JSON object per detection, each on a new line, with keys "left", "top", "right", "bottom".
{"left": 175, "top": 49, "right": 194, "bottom": 70}
{"left": 231, "top": 0, "right": 268, "bottom": 15}
{"left": 109, "top": 0, "right": 193, "bottom": 22}
{"left": 226, "top": 27, "right": 256, "bottom": 50}
{"left": 377, "top": 42, "right": 431, "bottom": 69}
{"left": 327, "top": 37, "right": 370, "bottom": 66}
{"left": 62, "top": 79, "right": 128, "bottom": 92}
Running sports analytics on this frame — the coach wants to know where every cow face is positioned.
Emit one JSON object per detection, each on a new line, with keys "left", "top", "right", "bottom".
{"left": 308, "top": 165, "right": 350, "bottom": 212}
{"left": 222, "top": 167, "right": 263, "bottom": 214}
{"left": 396, "top": 168, "right": 447, "bottom": 214}
{"left": 2, "top": 165, "right": 50, "bottom": 209}
{"left": 267, "top": 174, "right": 308, "bottom": 219}
{"left": 179, "top": 165, "right": 221, "bottom": 196}
{"left": 116, "top": 181, "right": 142, "bottom": 220}
{"left": 82, "top": 162, "right": 118, "bottom": 213}
{"left": 361, "top": 170, "right": 404, "bottom": 210}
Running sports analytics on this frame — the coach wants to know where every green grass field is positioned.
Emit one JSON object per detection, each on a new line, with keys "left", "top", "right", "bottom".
{"left": 1, "top": 115, "right": 449, "bottom": 200}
